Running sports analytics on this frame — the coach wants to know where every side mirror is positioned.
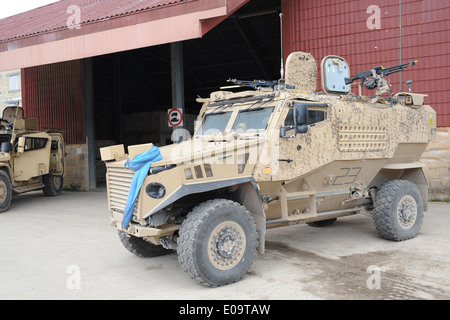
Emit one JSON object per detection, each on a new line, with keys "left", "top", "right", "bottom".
{"left": 294, "top": 103, "right": 309, "bottom": 134}
{"left": 18, "top": 137, "right": 25, "bottom": 154}
{"left": 280, "top": 102, "right": 309, "bottom": 138}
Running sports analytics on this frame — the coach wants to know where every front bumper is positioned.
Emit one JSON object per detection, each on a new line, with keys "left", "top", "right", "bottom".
{"left": 109, "top": 209, "right": 180, "bottom": 239}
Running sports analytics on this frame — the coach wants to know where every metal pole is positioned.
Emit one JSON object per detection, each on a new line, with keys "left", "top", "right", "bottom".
{"left": 114, "top": 55, "right": 122, "bottom": 144}
{"left": 171, "top": 42, "right": 185, "bottom": 131}
{"left": 84, "top": 58, "right": 97, "bottom": 190}
{"left": 279, "top": 13, "right": 285, "bottom": 81}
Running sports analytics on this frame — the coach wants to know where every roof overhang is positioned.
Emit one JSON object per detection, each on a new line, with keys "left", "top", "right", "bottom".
{"left": 0, "top": 0, "right": 249, "bottom": 72}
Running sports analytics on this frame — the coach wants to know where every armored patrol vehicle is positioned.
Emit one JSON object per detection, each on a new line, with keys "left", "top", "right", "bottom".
{"left": 101, "top": 51, "right": 436, "bottom": 287}
{"left": 0, "top": 106, "right": 65, "bottom": 212}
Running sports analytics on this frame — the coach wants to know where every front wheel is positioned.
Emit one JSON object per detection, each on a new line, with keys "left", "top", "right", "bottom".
{"left": 372, "top": 180, "right": 424, "bottom": 241}
{"left": 0, "top": 170, "right": 12, "bottom": 213}
{"left": 177, "top": 199, "right": 258, "bottom": 287}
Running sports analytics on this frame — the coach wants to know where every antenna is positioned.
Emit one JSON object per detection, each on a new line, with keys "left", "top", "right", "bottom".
{"left": 399, "top": 0, "right": 402, "bottom": 92}
{"left": 279, "top": 13, "right": 285, "bottom": 87}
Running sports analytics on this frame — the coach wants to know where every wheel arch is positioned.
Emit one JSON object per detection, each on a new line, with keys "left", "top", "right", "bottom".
{"left": 146, "top": 177, "right": 255, "bottom": 217}
{"left": 0, "top": 164, "right": 13, "bottom": 182}
{"left": 145, "top": 179, "right": 267, "bottom": 254}
{"left": 232, "top": 181, "right": 266, "bottom": 254}
{"left": 372, "top": 166, "right": 429, "bottom": 212}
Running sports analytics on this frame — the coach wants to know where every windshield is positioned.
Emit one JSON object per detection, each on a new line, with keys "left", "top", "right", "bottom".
{"left": 195, "top": 106, "right": 275, "bottom": 136}
{"left": 196, "top": 111, "right": 232, "bottom": 135}
{"left": 232, "top": 107, "right": 274, "bottom": 134}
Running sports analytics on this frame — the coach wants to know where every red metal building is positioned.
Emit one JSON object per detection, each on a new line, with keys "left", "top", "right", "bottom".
{"left": 0, "top": 0, "right": 448, "bottom": 190}
{"left": 7, "top": 0, "right": 251, "bottom": 145}
{"left": 5, "top": 0, "right": 450, "bottom": 145}
{"left": 282, "top": 0, "right": 450, "bottom": 127}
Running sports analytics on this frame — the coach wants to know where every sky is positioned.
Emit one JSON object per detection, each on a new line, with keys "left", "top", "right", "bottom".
{"left": 0, "top": 0, "right": 60, "bottom": 19}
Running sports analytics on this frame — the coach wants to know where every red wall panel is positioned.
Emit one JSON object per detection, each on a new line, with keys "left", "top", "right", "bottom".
{"left": 21, "top": 60, "right": 86, "bottom": 145}
{"left": 282, "top": 0, "right": 450, "bottom": 126}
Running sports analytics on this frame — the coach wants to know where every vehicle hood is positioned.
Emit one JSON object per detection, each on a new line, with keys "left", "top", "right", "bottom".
{"left": 152, "top": 136, "right": 261, "bottom": 167}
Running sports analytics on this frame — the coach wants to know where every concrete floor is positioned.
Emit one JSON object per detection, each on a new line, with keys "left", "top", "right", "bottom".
{"left": 0, "top": 190, "right": 449, "bottom": 300}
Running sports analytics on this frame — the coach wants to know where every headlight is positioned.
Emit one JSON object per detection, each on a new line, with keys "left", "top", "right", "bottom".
{"left": 146, "top": 183, "right": 166, "bottom": 199}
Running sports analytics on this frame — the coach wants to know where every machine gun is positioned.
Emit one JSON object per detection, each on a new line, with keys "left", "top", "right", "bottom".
{"left": 345, "top": 60, "right": 417, "bottom": 95}
{"left": 222, "top": 78, "right": 295, "bottom": 91}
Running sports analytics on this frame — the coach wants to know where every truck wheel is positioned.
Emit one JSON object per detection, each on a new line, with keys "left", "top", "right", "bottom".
{"left": 306, "top": 218, "right": 337, "bottom": 227}
{"left": 177, "top": 199, "right": 258, "bottom": 287}
{"left": 118, "top": 231, "right": 173, "bottom": 257}
{"left": 372, "top": 180, "right": 424, "bottom": 241}
{"left": 43, "top": 174, "right": 63, "bottom": 196}
{"left": 0, "top": 170, "right": 12, "bottom": 213}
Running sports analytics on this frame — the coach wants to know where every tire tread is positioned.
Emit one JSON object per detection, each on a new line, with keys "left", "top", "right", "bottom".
{"left": 177, "top": 199, "right": 258, "bottom": 287}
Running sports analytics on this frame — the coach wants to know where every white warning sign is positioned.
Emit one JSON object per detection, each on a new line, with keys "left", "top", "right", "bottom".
{"left": 168, "top": 108, "right": 183, "bottom": 127}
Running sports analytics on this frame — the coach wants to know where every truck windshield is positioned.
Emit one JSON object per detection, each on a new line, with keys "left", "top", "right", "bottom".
{"left": 196, "top": 111, "right": 232, "bottom": 135}
{"left": 232, "top": 107, "right": 274, "bottom": 133}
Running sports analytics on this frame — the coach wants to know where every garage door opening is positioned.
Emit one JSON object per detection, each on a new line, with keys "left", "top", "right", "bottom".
{"left": 93, "top": 0, "right": 282, "bottom": 185}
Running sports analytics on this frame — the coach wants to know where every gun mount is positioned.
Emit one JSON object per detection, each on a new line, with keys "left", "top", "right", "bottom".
{"left": 222, "top": 78, "right": 295, "bottom": 91}
{"left": 345, "top": 60, "right": 418, "bottom": 96}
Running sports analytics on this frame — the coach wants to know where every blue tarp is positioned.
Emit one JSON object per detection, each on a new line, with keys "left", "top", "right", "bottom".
{"left": 122, "top": 146, "right": 163, "bottom": 228}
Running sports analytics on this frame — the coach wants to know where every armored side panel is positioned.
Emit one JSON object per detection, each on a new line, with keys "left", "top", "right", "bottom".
{"left": 285, "top": 51, "right": 317, "bottom": 93}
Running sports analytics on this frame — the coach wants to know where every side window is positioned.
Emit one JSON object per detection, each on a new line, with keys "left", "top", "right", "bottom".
{"left": 308, "top": 110, "right": 326, "bottom": 125}
{"left": 24, "top": 137, "right": 48, "bottom": 151}
{"left": 284, "top": 109, "right": 327, "bottom": 126}
{"left": 8, "top": 73, "right": 20, "bottom": 93}
{"left": 284, "top": 109, "right": 294, "bottom": 126}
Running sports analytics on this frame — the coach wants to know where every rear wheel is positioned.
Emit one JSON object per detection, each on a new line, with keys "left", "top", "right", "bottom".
{"left": 177, "top": 199, "right": 258, "bottom": 287}
{"left": 43, "top": 174, "right": 63, "bottom": 196}
{"left": 372, "top": 180, "right": 424, "bottom": 241}
{"left": 0, "top": 170, "right": 12, "bottom": 213}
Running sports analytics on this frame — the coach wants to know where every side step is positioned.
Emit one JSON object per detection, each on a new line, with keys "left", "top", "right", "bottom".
{"left": 279, "top": 186, "right": 317, "bottom": 221}
{"left": 13, "top": 183, "right": 45, "bottom": 194}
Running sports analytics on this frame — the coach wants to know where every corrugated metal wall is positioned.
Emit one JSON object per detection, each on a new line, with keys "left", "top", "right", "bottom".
{"left": 21, "top": 60, "right": 86, "bottom": 144}
{"left": 282, "top": 0, "right": 450, "bottom": 126}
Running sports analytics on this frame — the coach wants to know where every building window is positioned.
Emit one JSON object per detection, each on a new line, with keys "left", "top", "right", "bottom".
{"left": 8, "top": 73, "right": 20, "bottom": 93}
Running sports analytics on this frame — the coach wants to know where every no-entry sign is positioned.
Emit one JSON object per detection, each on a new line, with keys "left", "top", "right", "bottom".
{"left": 168, "top": 108, "right": 183, "bottom": 127}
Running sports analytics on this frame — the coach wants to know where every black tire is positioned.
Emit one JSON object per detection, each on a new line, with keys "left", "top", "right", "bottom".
{"left": 43, "top": 174, "right": 63, "bottom": 196}
{"left": 372, "top": 180, "right": 424, "bottom": 241}
{"left": 177, "top": 199, "right": 258, "bottom": 287}
{"left": 118, "top": 230, "right": 173, "bottom": 258}
{"left": 306, "top": 218, "right": 337, "bottom": 227}
{"left": 0, "top": 170, "right": 12, "bottom": 213}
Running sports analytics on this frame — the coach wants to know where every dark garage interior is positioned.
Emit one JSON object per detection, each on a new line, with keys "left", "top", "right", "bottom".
{"left": 92, "top": 0, "right": 282, "bottom": 151}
